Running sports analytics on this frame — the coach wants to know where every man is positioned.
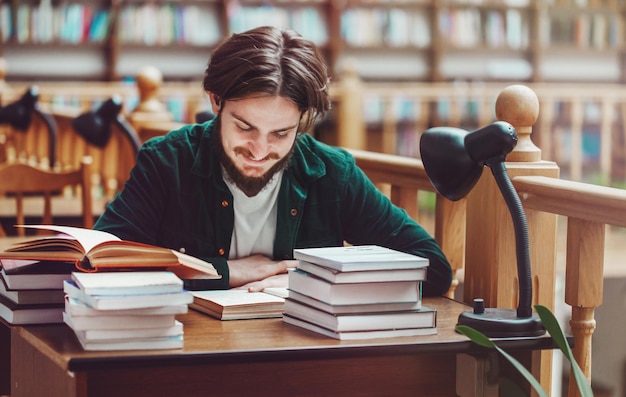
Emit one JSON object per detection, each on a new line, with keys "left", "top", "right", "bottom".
{"left": 94, "top": 26, "right": 452, "bottom": 296}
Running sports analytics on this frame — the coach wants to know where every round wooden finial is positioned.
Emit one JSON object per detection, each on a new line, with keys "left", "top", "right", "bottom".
{"left": 495, "top": 84, "right": 541, "bottom": 162}
{"left": 134, "top": 65, "right": 166, "bottom": 113}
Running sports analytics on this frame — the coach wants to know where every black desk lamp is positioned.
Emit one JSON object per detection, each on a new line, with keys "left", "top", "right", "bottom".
{"left": 420, "top": 121, "right": 545, "bottom": 338}
{"left": 0, "top": 86, "right": 57, "bottom": 167}
{"left": 71, "top": 95, "right": 142, "bottom": 154}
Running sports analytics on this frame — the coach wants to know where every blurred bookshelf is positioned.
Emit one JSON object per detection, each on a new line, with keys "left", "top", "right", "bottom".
{"left": 1, "top": 0, "right": 624, "bottom": 83}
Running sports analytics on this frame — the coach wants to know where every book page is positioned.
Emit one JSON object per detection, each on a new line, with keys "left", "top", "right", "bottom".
{"left": 15, "top": 225, "right": 121, "bottom": 253}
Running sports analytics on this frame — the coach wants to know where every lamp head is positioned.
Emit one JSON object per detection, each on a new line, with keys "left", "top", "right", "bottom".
{"left": 0, "top": 86, "right": 39, "bottom": 131}
{"left": 419, "top": 121, "right": 517, "bottom": 201}
{"left": 72, "top": 96, "right": 124, "bottom": 148}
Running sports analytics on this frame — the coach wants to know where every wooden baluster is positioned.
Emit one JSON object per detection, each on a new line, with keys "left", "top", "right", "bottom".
{"left": 565, "top": 218, "right": 604, "bottom": 396}
{"left": 335, "top": 59, "right": 366, "bottom": 150}
{"left": 463, "top": 84, "right": 560, "bottom": 394}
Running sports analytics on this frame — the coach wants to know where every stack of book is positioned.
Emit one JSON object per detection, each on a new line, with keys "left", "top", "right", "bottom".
{"left": 0, "top": 259, "right": 71, "bottom": 325}
{"left": 63, "top": 271, "right": 193, "bottom": 351}
{"left": 283, "top": 245, "right": 437, "bottom": 340}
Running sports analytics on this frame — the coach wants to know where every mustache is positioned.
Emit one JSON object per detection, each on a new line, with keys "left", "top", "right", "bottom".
{"left": 233, "top": 147, "right": 280, "bottom": 161}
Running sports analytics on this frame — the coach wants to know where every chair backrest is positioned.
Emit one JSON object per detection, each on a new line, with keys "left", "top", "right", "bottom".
{"left": 0, "top": 156, "right": 93, "bottom": 237}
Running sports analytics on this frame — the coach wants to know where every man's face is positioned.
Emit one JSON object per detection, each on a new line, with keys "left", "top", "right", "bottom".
{"left": 211, "top": 94, "right": 300, "bottom": 196}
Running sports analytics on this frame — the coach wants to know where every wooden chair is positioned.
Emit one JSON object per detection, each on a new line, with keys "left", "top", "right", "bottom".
{"left": 0, "top": 156, "right": 93, "bottom": 237}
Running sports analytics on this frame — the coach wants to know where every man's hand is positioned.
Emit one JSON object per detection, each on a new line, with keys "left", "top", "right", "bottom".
{"left": 228, "top": 254, "right": 297, "bottom": 289}
{"left": 240, "top": 273, "right": 289, "bottom": 292}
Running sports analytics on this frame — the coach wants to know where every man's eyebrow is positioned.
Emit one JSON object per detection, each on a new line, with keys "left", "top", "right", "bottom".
{"left": 232, "top": 112, "right": 298, "bottom": 134}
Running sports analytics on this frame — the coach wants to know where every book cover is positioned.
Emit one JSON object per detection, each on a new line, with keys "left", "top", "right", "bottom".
{"left": 284, "top": 299, "right": 436, "bottom": 332}
{"left": 190, "top": 289, "right": 285, "bottom": 320}
{"left": 283, "top": 314, "right": 437, "bottom": 341}
{"left": 70, "top": 271, "right": 183, "bottom": 296}
{"left": 0, "top": 293, "right": 64, "bottom": 325}
{"left": 65, "top": 296, "right": 188, "bottom": 317}
{"left": 297, "top": 260, "right": 427, "bottom": 284}
{"left": 71, "top": 320, "right": 184, "bottom": 342}
{"left": 1, "top": 225, "right": 220, "bottom": 280}
{"left": 293, "top": 245, "right": 429, "bottom": 272}
{"left": 0, "top": 274, "right": 65, "bottom": 305}
{"left": 63, "top": 280, "right": 193, "bottom": 310}
{"left": 288, "top": 269, "right": 421, "bottom": 305}
{"left": 63, "top": 311, "right": 176, "bottom": 331}
{"left": 287, "top": 290, "right": 421, "bottom": 315}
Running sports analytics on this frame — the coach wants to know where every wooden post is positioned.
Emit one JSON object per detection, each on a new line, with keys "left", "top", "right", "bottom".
{"left": 335, "top": 59, "right": 366, "bottom": 150}
{"left": 463, "top": 85, "right": 560, "bottom": 394}
{"left": 128, "top": 65, "right": 173, "bottom": 139}
{"left": 0, "top": 57, "right": 6, "bottom": 100}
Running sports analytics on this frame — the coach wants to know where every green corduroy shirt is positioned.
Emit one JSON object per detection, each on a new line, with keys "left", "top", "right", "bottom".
{"left": 93, "top": 120, "right": 452, "bottom": 296}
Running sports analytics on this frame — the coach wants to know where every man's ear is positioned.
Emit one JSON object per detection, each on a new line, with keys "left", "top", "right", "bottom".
{"left": 208, "top": 92, "right": 221, "bottom": 114}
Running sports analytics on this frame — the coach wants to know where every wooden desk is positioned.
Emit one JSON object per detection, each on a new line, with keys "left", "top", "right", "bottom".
{"left": 10, "top": 297, "right": 557, "bottom": 397}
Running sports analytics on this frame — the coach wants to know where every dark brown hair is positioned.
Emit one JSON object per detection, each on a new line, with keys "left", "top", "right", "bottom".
{"left": 203, "top": 26, "right": 331, "bottom": 131}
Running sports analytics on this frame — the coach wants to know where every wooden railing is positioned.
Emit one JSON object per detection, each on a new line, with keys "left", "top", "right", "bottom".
{"left": 4, "top": 64, "right": 626, "bottom": 185}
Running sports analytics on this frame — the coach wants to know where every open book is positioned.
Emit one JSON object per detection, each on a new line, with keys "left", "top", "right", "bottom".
{"left": 1, "top": 225, "right": 220, "bottom": 280}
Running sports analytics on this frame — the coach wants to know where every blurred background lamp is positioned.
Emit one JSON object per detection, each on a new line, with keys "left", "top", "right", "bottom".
{"left": 420, "top": 121, "right": 545, "bottom": 337}
{"left": 72, "top": 95, "right": 142, "bottom": 154}
{"left": 0, "top": 86, "right": 57, "bottom": 167}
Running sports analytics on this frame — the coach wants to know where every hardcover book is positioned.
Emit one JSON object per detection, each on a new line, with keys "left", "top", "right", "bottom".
{"left": 63, "top": 311, "right": 177, "bottom": 331}
{"left": 63, "top": 280, "right": 194, "bottom": 310}
{"left": 288, "top": 269, "right": 421, "bottom": 305}
{"left": 65, "top": 296, "right": 188, "bottom": 317}
{"left": 283, "top": 314, "right": 437, "bottom": 341}
{"left": 70, "top": 271, "right": 183, "bottom": 296}
{"left": 287, "top": 290, "right": 421, "bottom": 314}
{"left": 0, "top": 274, "right": 65, "bottom": 305}
{"left": 297, "top": 260, "right": 427, "bottom": 284}
{"left": 284, "top": 298, "right": 436, "bottom": 332}
{"left": 73, "top": 333, "right": 184, "bottom": 351}
{"left": 0, "top": 264, "right": 73, "bottom": 290}
{"left": 293, "top": 245, "right": 429, "bottom": 272}
{"left": 190, "top": 289, "right": 286, "bottom": 320}
{"left": 0, "top": 293, "right": 63, "bottom": 325}
{"left": 1, "top": 225, "right": 220, "bottom": 280}
{"left": 71, "top": 320, "right": 184, "bottom": 342}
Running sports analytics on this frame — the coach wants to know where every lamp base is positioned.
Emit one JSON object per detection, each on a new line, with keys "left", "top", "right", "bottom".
{"left": 457, "top": 308, "right": 545, "bottom": 338}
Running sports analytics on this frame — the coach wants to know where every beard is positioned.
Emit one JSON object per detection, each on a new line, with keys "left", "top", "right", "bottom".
{"left": 213, "top": 117, "right": 296, "bottom": 197}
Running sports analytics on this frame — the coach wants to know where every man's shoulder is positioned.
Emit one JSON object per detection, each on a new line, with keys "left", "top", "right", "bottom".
{"left": 297, "top": 134, "right": 354, "bottom": 164}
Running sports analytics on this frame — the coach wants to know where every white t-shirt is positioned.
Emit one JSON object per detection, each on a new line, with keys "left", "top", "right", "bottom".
{"left": 223, "top": 169, "right": 283, "bottom": 260}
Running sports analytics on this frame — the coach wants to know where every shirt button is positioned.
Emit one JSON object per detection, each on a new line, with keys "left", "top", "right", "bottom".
{"left": 221, "top": 200, "right": 229, "bottom": 207}
{"left": 179, "top": 247, "right": 186, "bottom": 254}
{"left": 290, "top": 208, "right": 297, "bottom": 216}
{"left": 218, "top": 248, "right": 225, "bottom": 256}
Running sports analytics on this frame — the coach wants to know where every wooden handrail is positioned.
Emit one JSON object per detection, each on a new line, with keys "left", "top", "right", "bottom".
{"left": 514, "top": 174, "right": 622, "bottom": 393}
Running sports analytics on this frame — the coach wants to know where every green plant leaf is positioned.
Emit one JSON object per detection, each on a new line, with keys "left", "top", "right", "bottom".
{"left": 456, "top": 325, "right": 549, "bottom": 397}
{"left": 534, "top": 305, "right": 594, "bottom": 397}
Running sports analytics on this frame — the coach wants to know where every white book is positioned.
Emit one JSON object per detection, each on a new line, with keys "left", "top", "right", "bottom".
{"left": 72, "top": 320, "right": 183, "bottom": 342}
{"left": 190, "top": 289, "right": 285, "bottom": 320}
{"left": 74, "top": 334, "right": 184, "bottom": 351}
{"left": 293, "top": 245, "right": 429, "bottom": 272}
{"left": 0, "top": 267, "right": 71, "bottom": 290}
{"left": 283, "top": 314, "right": 437, "bottom": 341}
{"left": 63, "top": 280, "right": 193, "bottom": 310}
{"left": 0, "top": 293, "right": 63, "bottom": 325}
{"left": 65, "top": 296, "right": 188, "bottom": 317}
{"left": 288, "top": 269, "right": 421, "bottom": 306}
{"left": 284, "top": 299, "right": 436, "bottom": 332}
{"left": 0, "top": 275, "right": 65, "bottom": 305}
{"left": 71, "top": 271, "right": 183, "bottom": 296}
{"left": 63, "top": 311, "right": 176, "bottom": 331}
{"left": 287, "top": 290, "right": 421, "bottom": 314}
{"left": 297, "top": 260, "right": 427, "bottom": 284}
